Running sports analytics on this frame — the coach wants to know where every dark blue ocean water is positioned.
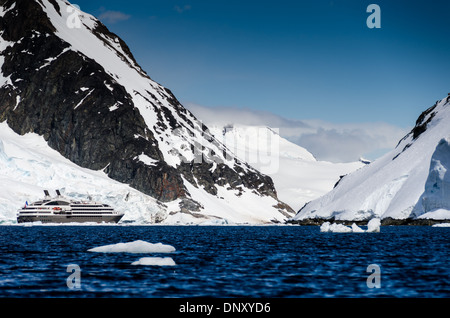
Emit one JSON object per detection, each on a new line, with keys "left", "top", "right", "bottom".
{"left": 0, "top": 225, "right": 449, "bottom": 298}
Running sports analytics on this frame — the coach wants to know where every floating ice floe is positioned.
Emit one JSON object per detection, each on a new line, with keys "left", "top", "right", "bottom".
{"left": 131, "top": 257, "right": 176, "bottom": 266}
{"left": 320, "top": 218, "right": 381, "bottom": 233}
{"left": 320, "top": 222, "right": 352, "bottom": 233}
{"left": 88, "top": 240, "right": 176, "bottom": 253}
{"left": 351, "top": 223, "right": 365, "bottom": 233}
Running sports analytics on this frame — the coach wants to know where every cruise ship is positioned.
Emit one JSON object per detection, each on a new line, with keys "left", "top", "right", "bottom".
{"left": 17, "top": 190, "right": 124, "bottom": 224}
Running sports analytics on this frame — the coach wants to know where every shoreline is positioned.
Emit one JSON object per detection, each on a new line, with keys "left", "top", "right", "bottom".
{"left": 287, "top": 217, "right": 450, "bottom": 226}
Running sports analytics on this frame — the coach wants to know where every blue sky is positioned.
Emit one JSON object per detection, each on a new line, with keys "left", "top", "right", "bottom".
{"left": 73, "top": 0, "right": 450, "bottom": 161}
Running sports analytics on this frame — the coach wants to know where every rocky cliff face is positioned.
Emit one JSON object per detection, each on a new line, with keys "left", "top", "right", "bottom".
{"left": 0, "top": 0, "right": 184, "bottom": 202}
{"left": 0, "top": 0, "right": 292, "bottom": 220}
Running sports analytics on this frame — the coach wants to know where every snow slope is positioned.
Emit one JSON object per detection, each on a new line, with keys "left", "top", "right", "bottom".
{"left": 294, "top": 96, "right": 450, "bottom": 222}
{"left": 208, "top": 125, "right": 364, "bottom": 210}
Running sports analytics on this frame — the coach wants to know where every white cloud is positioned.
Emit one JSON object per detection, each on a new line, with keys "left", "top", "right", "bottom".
{"left": 185, "top": 102, "right": 312, "bottom": 129}
{"left": 185, "top": 103, "right": 408, "bottom": 163}
{"left": 293, "top": 121, "right": 406, "bottom": 162}
{"left": 98, "top": 10, "right": 131, "bottom": 24}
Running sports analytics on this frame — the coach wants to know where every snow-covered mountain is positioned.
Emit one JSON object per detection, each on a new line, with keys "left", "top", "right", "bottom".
{"left": 293, "top": 95, "right": 450, "bottom": 224}
{"left": 207, "top": 124, "right": 364, "bottom": 210}
{"left": 0, "top": 0, "right": 293, "bottom": 223}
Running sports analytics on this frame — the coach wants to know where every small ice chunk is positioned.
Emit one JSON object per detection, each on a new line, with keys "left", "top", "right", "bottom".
{"left": 131, "top": 257, "right": 176, "bottom": 266}
{"left": 320, "top": 221, "right": 331, "bottom": 232}
{"left": 351, "top": 223, "right": 365, "bottom": 233}
{"left": 88, "top": 240, "right": 175, "bottom": 253}
{"left": 367, "top": 218, "right": 381, "bottom": 233}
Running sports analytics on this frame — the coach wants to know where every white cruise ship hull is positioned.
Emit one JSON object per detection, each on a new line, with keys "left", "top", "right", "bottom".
{"left": 17, "top": 214, "right": 124, "bottom": 224}
{"left": 17, "top": 190, "right": 124, "bottom": 224}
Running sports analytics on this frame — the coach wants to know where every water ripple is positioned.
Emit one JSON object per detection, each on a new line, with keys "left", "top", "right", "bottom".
{"left": 0, "top": 225, "right": 449, "bottom": 297}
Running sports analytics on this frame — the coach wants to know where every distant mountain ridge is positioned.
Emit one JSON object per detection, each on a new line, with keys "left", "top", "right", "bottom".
{"left": 0, "top": 0, "right": 292, "bottom": 223}
{"left": 207, "top": 124, "right": 364, "bottom": 210}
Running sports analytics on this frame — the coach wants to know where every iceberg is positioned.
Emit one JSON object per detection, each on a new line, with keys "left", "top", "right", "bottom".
{"left": 320, "top": 222, "right": 352, "bottom": 233}
{"left": 131, "top": 257, "right": 176, "bottom": 266}
{"left": 88, "top": 240, "right": 176, "bottom": 253}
